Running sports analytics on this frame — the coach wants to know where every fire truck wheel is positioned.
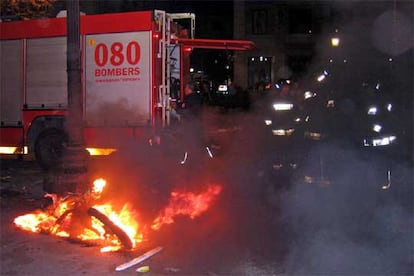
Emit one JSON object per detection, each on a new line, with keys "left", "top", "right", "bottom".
{"left": 35, "top": 129, "right": 67, "bottom": 171}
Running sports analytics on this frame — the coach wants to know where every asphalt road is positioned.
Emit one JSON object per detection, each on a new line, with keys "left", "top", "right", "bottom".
{"left": 0, "top": 157, "right": 288, "bottom": 275}
{"left": 0, "top": 106, "right": 413, "bottom": 275}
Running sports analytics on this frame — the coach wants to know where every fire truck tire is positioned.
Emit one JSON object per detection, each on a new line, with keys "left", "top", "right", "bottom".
{"left": 87, "top": 207, "right": 133, "bottom": 250}
{"left": 35, "top": 129, "right": 67, "bottom": 171}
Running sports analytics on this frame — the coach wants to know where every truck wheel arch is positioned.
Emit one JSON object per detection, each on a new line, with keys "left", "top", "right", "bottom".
{"left": 35, "top": 128, "right": 68, "bottom": 170}
{"left": 27, "top": 116, "right": 67, "bottom": 170}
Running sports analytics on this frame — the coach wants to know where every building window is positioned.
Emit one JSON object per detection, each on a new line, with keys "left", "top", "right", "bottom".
{"left": 287, "top": 55, "right": 312, "bottom": 76}
{"left": 252, "top": 10, "right": 267, "bottom": 34}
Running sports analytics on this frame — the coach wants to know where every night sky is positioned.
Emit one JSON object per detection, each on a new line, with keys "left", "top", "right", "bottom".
{"left": 76, "top": 0, "right": 235, "bottom": 38}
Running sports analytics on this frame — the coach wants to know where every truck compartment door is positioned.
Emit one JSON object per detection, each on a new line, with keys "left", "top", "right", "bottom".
{"left": 0, "top": 40, "right": 23, "bottom": 125}
{"left": 26, "top": 37, "right": 67, "bottom": 109}
{"left": 84, "top": 31, "right": 152, "bottom": 126}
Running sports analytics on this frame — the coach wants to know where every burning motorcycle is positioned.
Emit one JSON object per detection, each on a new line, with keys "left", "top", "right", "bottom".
{"left": 14, "top": 178, "right": 138, "bottom": 252}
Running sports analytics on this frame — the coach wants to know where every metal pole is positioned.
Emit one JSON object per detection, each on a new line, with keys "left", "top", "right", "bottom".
{"left": 67, "top": 0, "right": 82, "bottom": 142}
{"left": 55, "top": 0, "right": 88, "bottom": 195}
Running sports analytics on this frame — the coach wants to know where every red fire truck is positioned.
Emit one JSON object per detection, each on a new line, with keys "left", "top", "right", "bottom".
{"left": 0, "top": 10, "right": 254, "bottom": 169}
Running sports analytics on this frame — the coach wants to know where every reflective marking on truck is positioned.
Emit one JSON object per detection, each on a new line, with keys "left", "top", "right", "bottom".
{"left": 0, "top": 146, "right": 116, "bottom": 156}
{"left": 85, "top": 147, "right": 117, "bottom": 156}
{"left": 0, "top": 146, "right": 28, "bottom": 154}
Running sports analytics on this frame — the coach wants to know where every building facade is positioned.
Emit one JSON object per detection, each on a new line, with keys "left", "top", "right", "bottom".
{"left": 233, "top": 0, "right": 334, "bottom": 90}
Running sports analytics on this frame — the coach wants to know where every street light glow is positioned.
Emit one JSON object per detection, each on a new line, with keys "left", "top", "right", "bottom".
{"left": 331, "top": 37, "right": 340, "bottom": 47}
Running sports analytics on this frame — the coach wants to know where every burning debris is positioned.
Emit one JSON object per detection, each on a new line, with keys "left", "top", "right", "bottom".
{"left": 13, "top": 178, "right": 222, "bottom": 253}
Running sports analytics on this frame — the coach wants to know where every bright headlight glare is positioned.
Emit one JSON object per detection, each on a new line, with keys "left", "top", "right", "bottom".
{"left": 264, "top": 119, "right": 272, "bottom": 126}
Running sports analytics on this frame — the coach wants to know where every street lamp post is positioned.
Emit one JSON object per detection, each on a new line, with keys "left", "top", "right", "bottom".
{"left": 54, "top": 0, "right": 89, "bottom": 195}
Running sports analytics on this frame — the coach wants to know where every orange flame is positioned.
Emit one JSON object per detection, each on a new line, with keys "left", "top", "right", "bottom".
{"left": 93, "top": 203, "right": 143, "bottom": 249}
{"left": 92, "top": 178, "right": 106, "bottom": 194}
{"left": 13, "top": 178, "right": 142, "bottom": 252}
{"left": 151, "top": 184, "right": 222, "bottom": 230}
{"left": 13, "top": 212, "right": 56, "bottom": 233}
{"left": 13, "top": 178, "right": 223, "bottom": 252}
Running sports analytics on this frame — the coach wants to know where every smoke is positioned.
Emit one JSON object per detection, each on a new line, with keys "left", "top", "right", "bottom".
{"left": 83, "top": 2, "right": 413, "bottom": 272}
{"left": 279, "top": 142, "right": 413, "bottom": 275}
{"left": 309, "top": 1, "right": 413, "bottom": 82}
{"left": 85, "top": 89, "right": 412, "bottom": 273}
{"left": 271, "top": 2, "right": 414, "bottom": 265}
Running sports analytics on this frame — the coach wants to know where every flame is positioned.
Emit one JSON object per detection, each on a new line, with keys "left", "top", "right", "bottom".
{"left": 151, "top": 184, "right": 222, "bottom": 230}
{"left": 13, "top": 178, "right": 223, "bottom": 252}
{"left": 13, "top": 178, "right": 142, "bottom": 252}
{"left": 13, "top": 212, "right": 56, "bottom": 233}
{"left": 93, "top": 203, "right": 143, "bottom": 249}
{"left": 92, "top": 178, "right": 106, "bottom": 194}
